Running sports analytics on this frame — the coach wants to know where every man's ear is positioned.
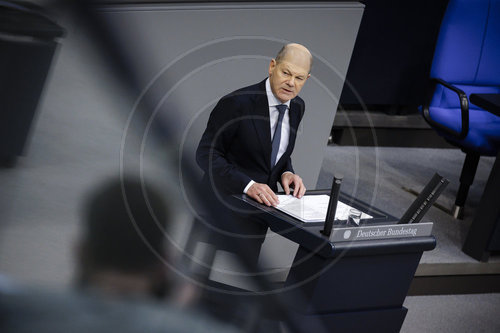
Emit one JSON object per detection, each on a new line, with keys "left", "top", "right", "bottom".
{"left": 268, "top": 59, "right": 276, "bottom": 76}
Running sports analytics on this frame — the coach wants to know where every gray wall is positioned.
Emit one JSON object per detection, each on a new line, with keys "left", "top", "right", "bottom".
{"left": 0, "top": 2, "right": 363, "bottom": 287}
{"left": 96, "top": 2, "right": 364, "bottom": 283}
{"left": 99, "top": 2, "right": 364, "bottom": 190}
{"left": 101, "top": 2, "right": 365, "bottom": 284}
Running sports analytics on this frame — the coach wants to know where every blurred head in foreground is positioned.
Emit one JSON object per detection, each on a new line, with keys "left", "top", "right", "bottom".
{"left": 77, "top": 176, "right": 170, "bottom": 299}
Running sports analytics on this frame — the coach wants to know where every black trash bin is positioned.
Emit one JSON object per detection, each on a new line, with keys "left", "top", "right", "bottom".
{"left": 0, "top": 1, "right": 64, "bottom": 166}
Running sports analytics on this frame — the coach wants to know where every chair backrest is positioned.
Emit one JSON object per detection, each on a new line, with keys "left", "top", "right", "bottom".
{"left": 431, "top": 0, "right": 500, "bottom": 86}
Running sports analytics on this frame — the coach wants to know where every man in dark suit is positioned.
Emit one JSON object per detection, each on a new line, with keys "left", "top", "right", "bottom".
{"left": 195, "top": 43, "right": 312, "bottom": 265}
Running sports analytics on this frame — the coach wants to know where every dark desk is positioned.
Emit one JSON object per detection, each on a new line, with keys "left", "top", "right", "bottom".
{"left": 463, "top": 94, "right": 500, "bottom": 260}
{"left": 235, "top": 190, "right": 397, "bottom": 258}
{"left": 232, "top": 191, "right": 436, "bottom": 332}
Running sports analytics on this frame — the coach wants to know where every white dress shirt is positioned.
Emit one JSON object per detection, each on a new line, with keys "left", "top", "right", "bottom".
{"left": 243, "top": 78, "right": 292, "bottom": 193}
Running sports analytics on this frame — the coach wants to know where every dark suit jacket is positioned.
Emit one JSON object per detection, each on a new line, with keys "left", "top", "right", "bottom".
{"left": 196, "top": 79, "right": 305, "bottom": 196}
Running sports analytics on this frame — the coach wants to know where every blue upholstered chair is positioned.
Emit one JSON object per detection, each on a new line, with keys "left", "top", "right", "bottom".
{"left": 422, "top": 0, "right": 500, "bottom": 218}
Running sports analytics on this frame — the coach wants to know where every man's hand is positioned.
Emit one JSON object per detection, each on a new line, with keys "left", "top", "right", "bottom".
{"left": 247, "top": 183, "right": 279, "bottom": 207}
{"left": 281, "top": 172, "right": 306, "bottom": 198}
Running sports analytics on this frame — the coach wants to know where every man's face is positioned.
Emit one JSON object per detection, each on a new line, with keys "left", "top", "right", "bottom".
{"left": 268, "top": 53, "right": 311, "bottom": 103}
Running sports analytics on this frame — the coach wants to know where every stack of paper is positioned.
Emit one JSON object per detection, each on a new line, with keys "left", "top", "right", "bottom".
{"left": 275, "top": 194, "right": 373, "bottom": 223}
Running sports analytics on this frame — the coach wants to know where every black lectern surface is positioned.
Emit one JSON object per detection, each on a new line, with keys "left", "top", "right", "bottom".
{"left": 232, "top": 190, "right": 435, "bottom": 257}
{"left": 231, "top": 190, "right": 436, "bottom": 333}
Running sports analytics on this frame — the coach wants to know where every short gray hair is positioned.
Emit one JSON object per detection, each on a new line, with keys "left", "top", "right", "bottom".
{"left": 275, "top": 44, "right": 313, "bottom": 73}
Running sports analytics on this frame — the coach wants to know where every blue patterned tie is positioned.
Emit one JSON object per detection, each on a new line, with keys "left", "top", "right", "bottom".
{"left": 271, "top": 104, "right": 287, "bottom": 168}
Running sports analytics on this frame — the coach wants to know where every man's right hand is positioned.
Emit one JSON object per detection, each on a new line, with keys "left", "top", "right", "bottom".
{"left": 247, "top": 183, "right": 279, "bottom": 207}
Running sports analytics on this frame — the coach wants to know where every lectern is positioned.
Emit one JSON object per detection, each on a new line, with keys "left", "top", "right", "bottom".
{"left": 233, "top": 191, "right": 436, "bottom": 333}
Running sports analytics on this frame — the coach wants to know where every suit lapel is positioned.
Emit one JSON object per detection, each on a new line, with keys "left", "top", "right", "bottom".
{"left": 250, "top": 81, "right": 272, "bottom": 168}
{"left": 288, "top": 99, "right": 301, "bottom": 145}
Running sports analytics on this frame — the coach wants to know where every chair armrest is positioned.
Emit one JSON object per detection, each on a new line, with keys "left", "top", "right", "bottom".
{"left": 470, "top": 94, "right": 500, "bottom": 117}
{"left": 422, "top": 78, "right": 469, "bottom": 139}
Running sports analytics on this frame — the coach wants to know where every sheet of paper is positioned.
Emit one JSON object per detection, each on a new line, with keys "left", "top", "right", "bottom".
{"left": 275, "top": 194, "right": 373, "bottom": 223}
